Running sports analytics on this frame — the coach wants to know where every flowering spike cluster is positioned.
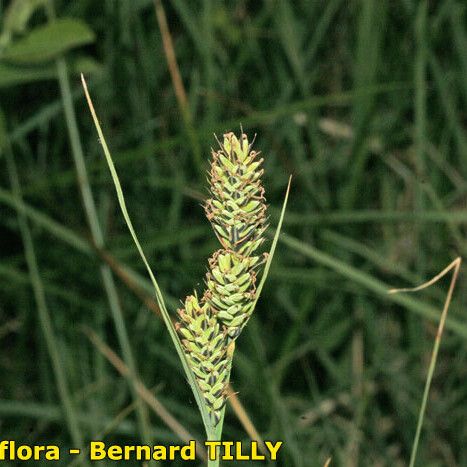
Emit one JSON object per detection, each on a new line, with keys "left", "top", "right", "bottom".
{"left": 204, "top": 132, "right": 267, "bottom": 339}
{"left": 176, "top": 294, "right": 230, "bottom": 426}
{"left": 177, "top": 131, "right": 267, "bottom": 425}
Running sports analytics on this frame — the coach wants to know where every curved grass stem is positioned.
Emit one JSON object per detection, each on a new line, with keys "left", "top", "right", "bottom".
{"left": 388, "top": 257, "right": 461, "bottom": 467}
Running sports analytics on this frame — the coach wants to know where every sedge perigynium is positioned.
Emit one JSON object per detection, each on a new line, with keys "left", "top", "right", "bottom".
{"left": 177, "top": 131, "right": 268, "bottom": 426}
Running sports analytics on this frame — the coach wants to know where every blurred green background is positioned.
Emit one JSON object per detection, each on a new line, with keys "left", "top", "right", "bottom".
{"left": 1, "top": 0, "right": 467, "bottom": 465}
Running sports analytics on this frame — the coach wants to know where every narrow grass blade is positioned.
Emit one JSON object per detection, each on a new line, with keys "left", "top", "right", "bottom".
{"left": 2, "top": 131, "right": 88, "bottom": 466}
{"left": 253, "top": 176, "right": 292, "bottom": 309}
{"left": 279, "top": 233, "right": 467, "bottom": 339}
{"left": 83, "top": 326, "right": 207, "bottom": 461}
{"left": 389, "top": 258, "right": 461, "bottom": 467}
{"left": 53, "top": 48, "right": 152, "bottom": 450}
{"left": 80, "top": 74, "right": 213, "bottom": 434}
{"left": 0, "top": 186, "right": 92, "bottom": 254}
{"left": 153, "top": 0, "right": 202, "bottom": 176}
{"left": 225, "top": 386, "right": 266, "bottom": 454}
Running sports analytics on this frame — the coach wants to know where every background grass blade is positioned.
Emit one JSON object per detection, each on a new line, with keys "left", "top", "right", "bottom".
{"left": 389, "top": 258, "right": 461, "bottom": 467}
{"left": 2, "top": 132, "right": 89, "bottom": 466}
{"left": 279, "top": 233, "right": 467, "bottom": 339}
{"left": 253, "top": 176, "right": 292, "bottom": 310}
{"left": 3, "top": 3, "right": 467, "bottom": 464}
{"left": 45, "top": 1, "right": 153, "bottom": 447}
{"left": 80, "top": 74, "right": 213, "bottom": 435}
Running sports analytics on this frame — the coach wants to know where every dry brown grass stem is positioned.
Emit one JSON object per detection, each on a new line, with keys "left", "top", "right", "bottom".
{"left": 153, "top": 0, "right": 189, "bottom": 118}
{"left": 83, "top": 326, "right": 208, "bottom": 461}
{"left": 94, "top": 242, "right": 265, "bottom": 443}
{"left": 388, "top": 257, "right": 461, "bottom": 341}
{"left": 225, "top": 386, "right": 267, "bottom": 455}
{"left": 389, "top": 257, "right": 462, "bottom": 467}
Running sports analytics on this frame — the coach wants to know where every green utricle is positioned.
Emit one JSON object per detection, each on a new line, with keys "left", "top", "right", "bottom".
{"left": 177, "top": 131, "right": 267, "bottom": 425}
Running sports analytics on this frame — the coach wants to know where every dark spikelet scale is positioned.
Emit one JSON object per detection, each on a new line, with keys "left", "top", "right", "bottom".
{"left": 176, "top": 294, "right": 230, "bottom": 426}
{"left": 203, "top": 132, "right": 268, "bottom": 340}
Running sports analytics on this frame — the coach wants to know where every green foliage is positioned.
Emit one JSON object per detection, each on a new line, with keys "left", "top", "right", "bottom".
{"left": 0, "top": 8, "right": 98, "bottom": 88}
{"left": 1, "top": 18, "right": 95, "bottom": 63}
{"left": 1, "top": 1, "right": 467, "bottom": 466}
{"left": 177, "top": 293, "right": 231, "bottom": 427}
{"left": 0, "top": 0, "right": 47, "bottom": 46}
{"left": 0, "top": 56, "right": 101, "bottom": 87}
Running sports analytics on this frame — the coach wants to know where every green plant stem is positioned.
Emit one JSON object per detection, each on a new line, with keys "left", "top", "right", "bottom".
{"left": 80, "top": 74, "right": 213, "bottom": 435}
{"left": 409, "top": 341, "right": 440, "bottom": 467}
{"left": 206, "top": 406, "right": 226, "bottom": 467}
{"left": 206, "top": 433, "right": 220, "bottom": 467}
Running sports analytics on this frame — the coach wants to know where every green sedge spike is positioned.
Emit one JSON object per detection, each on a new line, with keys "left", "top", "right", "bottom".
{"left": 204, "top": 131, "right": 268, "bottom": 340}
{"left": 176, "top": 131, "right": 267, "bottom": 425}
{"left": 81, "top": 71, "right": 290, "bottom": 437}
{"left": 176, "top": 293, "right": 231, "bottom": 426}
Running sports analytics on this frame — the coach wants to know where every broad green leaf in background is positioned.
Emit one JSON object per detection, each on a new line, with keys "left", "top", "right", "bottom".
{"left": 1, "top": 18, "right": 95, "bottom": 64}
{"left": 2, "top": 0, "right": 47, "bottom": 34}
{"left": 0, "top": 0, "right": 47, "bottom": 47}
